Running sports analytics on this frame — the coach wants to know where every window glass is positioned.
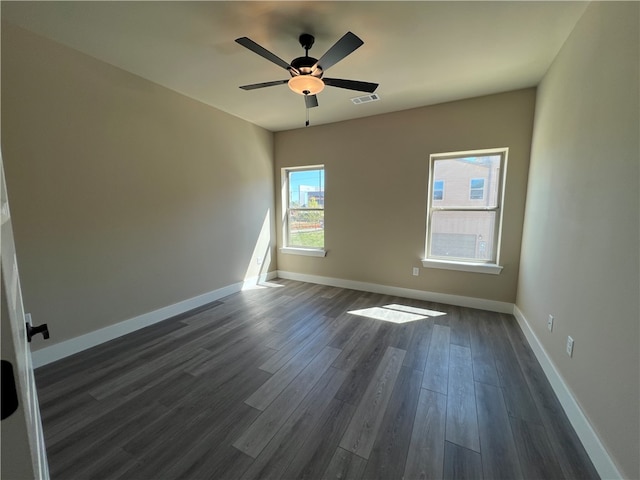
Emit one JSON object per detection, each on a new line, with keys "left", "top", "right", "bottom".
{"left": 470, "top": 178, "right": 485, "bottom": 200}
{"left": 433, "top": 180, "right": 444, "bottom": 201}
{"left": 431, "top": 210, "right": 497, "bottom": 261}
{"left": 432, "top": 156, "right": 500, "bottom": 207}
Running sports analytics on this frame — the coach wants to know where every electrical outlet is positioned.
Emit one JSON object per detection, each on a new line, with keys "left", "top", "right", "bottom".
{"left": 566, "top": 336, "right": 574, "bottom": 357}
{"left": 412, "top": 267, "right": 419, "bottom": 276}
{"left": 547, "top": 315, "right": 554, "bottom": 332}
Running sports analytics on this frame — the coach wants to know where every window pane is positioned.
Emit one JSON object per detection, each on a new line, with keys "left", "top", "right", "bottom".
{"left": 288, "top": 210, "right": 324, "bottom": 248}
{"left": 288, "top": 169, "right": 324, "bottom": 208}
{"left": 433, "top": 155, "right": 501, "bottom": 207}
{"left": 430, "top": 210, "right": 496, "bottom": 261}
{"left": 470, "top": 178, "right": 484, "bottom": 189}
{"left": 470, "top": 190, "right": 483, "bottom": 200}
{"left": 433, "top": 180, "right": 444, "bottom": 200}
{"left": 470, "top": 178, "right": 485, "bottom": 200}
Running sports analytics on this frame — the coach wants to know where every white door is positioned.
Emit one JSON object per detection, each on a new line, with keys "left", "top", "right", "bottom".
{"left": 1, "top": 152, "right": 50, "bottom": 479}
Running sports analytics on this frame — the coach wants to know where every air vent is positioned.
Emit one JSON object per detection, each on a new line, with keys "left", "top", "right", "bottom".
{"left": 351, "top": 93, "right": 380, "bottom": 105}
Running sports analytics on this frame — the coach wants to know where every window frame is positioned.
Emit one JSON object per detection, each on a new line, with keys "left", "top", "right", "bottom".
{"left": 422, "top": 148, "right": 508, "bottom": 274}
{"left": 280, "top": 165, "right": 326, "bottom": 257}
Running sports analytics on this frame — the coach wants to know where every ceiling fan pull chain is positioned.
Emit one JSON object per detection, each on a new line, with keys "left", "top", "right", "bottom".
{"left": 305, "top": 106, "right": 310, "bottom": 127}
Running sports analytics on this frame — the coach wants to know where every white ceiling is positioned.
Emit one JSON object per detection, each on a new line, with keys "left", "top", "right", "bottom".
{"left": 2, "top": 1, "right": 588, "bottom": 132}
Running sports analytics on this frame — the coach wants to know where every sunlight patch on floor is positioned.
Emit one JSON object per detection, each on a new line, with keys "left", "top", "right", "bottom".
{"left": 348, "top": 304, "right": 446, "bottom": 324}
{"left": 384, "top": 304, "right": 447, "bottom": 317}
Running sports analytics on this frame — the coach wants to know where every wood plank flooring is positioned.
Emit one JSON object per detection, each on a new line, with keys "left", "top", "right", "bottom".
{"left": 34, "top": 279, "right": 600, "bottom": 479}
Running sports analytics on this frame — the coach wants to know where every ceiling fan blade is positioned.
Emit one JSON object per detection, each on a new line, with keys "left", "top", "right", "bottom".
{"left": 313, "top": 32, "right": 364, "bottom": 71}
{"left": 235, "top": 37, "right": 292, "bottom": 71}
{"left": 323, "top": 78, "right": 379, "bottom": 93}
{"left": 239, "top": 80, "right": 289, "bottom": 91}
{"left": 305, "top": 94, "right": 319, "bottom": 109}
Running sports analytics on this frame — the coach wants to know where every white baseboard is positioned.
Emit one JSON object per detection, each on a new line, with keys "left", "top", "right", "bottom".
{"left": 512, "top": 305, "right": 622, "bottom": 480}
{"left": 31, "top": 271, "right": 277, "bottom": 368}
{"left": 276, "top": 270, "right": 514, "bottom": 313}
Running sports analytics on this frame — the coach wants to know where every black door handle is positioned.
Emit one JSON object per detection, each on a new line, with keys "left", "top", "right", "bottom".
{"left": 26, "top": 322, "right": 49, "bottom": 342}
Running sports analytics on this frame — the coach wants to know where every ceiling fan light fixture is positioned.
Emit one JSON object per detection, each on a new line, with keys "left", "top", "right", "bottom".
{"left": 288, "top": 75, "right": 324, "bottom": 95}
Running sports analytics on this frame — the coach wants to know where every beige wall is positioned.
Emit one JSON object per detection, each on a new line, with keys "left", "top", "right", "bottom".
{"left": 275, "top": 89, "right": 536, "bottom": 303}
{"left": 1, "top": 23, "right": 276, "bottom": 349}
{"left": 516, "top": 3, "right": 639, "bottom": 478}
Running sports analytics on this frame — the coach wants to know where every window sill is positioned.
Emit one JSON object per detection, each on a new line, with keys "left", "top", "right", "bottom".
{"left": 421, "top": 259, "right": 503, "bottom": 275}
{"left": 280, "top": 247, "right": 327, "bottom": 258}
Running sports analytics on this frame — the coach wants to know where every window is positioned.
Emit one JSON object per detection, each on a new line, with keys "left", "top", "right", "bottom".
{"left": 423, "top": 149, "right": 507, "bottom": 274}
{"left": 281, "top": 165, "right": 326, "bottom": 257}
{"left": 469, "top": 178, "right": 485, "bottom": 200}
{"left": 433, "top": 180, "right": 444, "bottom": 200}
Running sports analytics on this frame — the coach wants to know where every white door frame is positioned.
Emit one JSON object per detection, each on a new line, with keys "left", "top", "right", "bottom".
{"left": 1, "top": 151, "right": 50, "bottom": 479}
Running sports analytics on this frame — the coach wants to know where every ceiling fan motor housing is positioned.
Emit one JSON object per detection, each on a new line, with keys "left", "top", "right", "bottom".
{"left": 290, "top": 34, "right": 323, "bottom": 79}
{"left": 290, "top": 56, "right": 323, "bottom": 78}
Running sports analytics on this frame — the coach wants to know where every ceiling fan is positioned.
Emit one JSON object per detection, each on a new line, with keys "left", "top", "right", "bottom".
{"left": 235, "top": 32, "right": 378, "bottom": 124}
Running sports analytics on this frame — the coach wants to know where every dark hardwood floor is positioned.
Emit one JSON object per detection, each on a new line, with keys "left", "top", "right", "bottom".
{"left": 34, "top": 279, "right": 599, "bottom": 479}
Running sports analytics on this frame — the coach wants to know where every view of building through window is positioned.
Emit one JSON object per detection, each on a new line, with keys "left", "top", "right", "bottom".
{"left": 427, "top": 151, "right": 505, "bottom": 263}
{"left": 286, "top": 167, "right": 325, "bottom": 249}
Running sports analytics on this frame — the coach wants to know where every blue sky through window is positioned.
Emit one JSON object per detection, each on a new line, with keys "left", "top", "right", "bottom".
{"left": 289, "top": 169, "right": 324, "bottom": 205}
